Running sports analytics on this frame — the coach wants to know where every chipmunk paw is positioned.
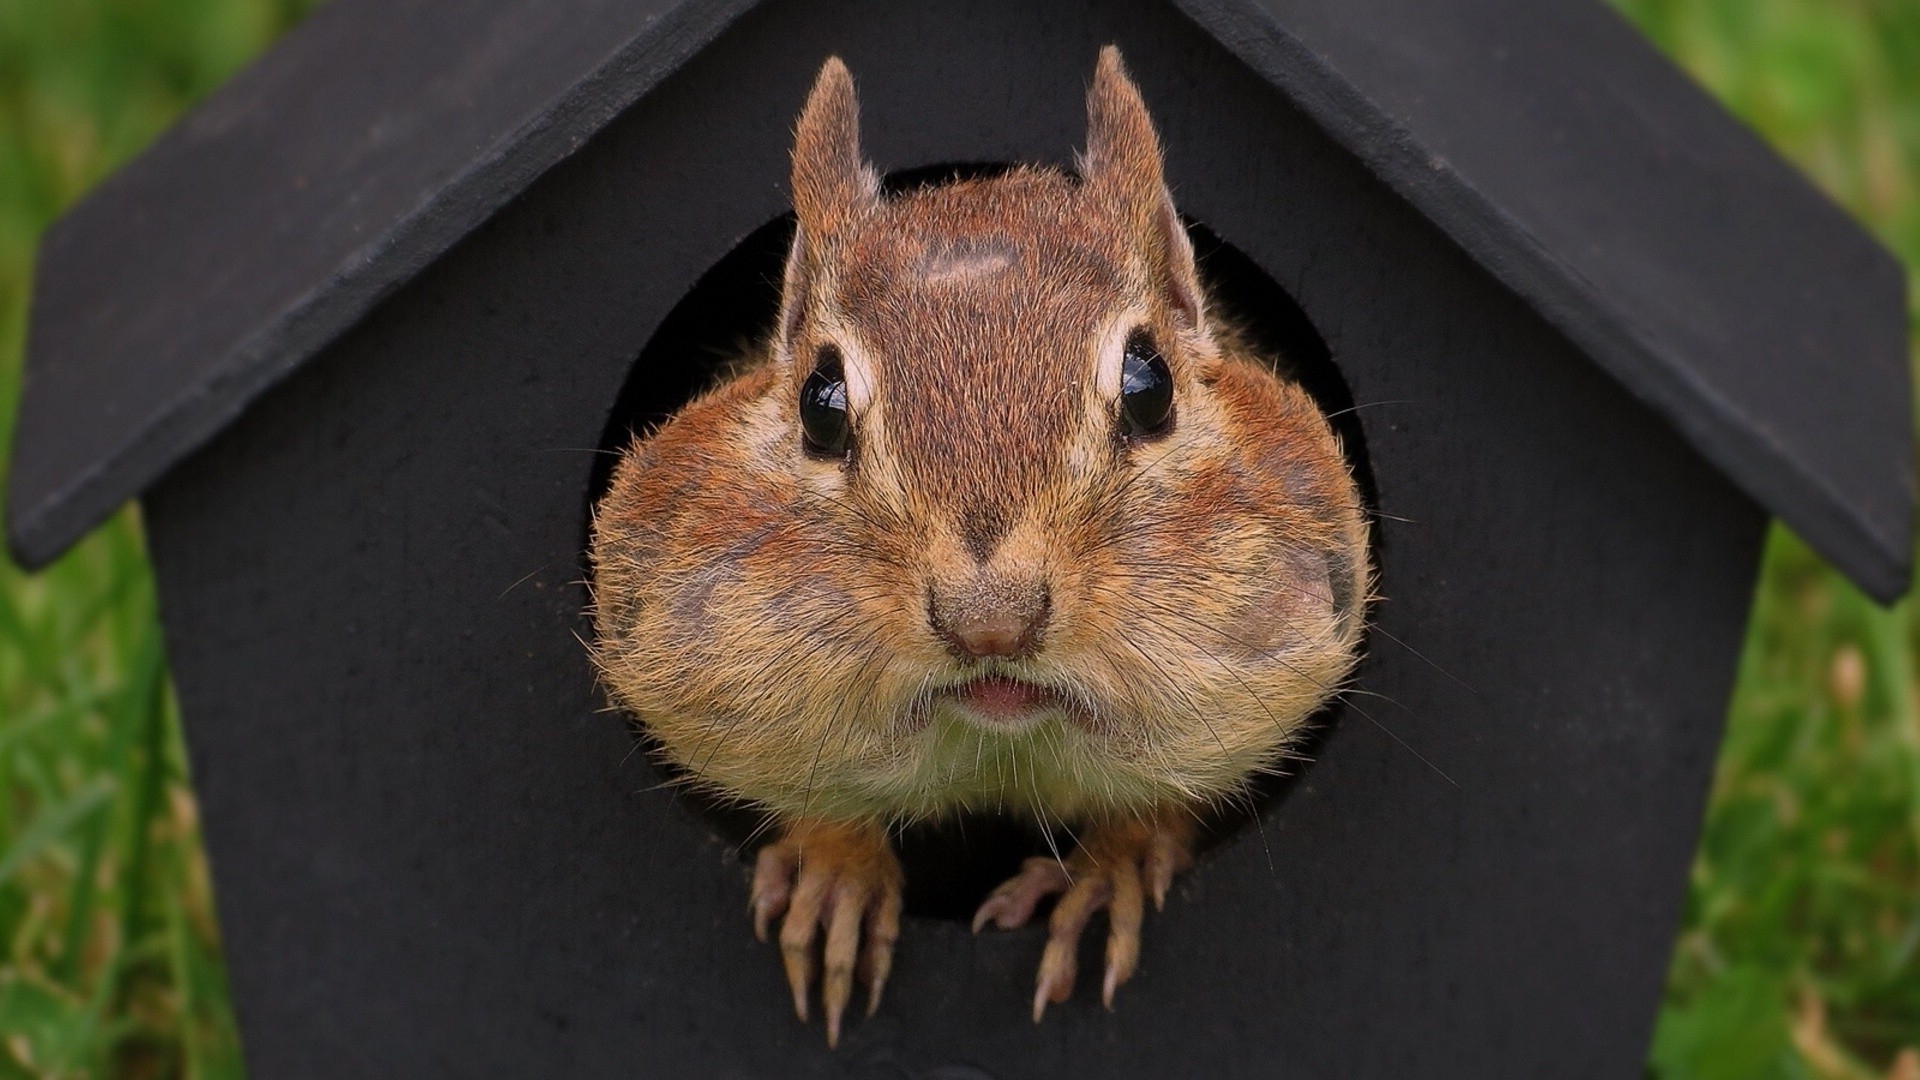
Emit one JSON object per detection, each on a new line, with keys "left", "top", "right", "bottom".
{"left": 751, "top": 820, "right": 902, "bottom": 1048}
{"left": 972, "top": 817, "right": 1193, "bottom": 1021}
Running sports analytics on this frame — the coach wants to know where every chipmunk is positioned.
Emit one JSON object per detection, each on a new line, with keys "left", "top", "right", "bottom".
{"left": 589, "top": 47, "right": 1370, "bottom": 1046}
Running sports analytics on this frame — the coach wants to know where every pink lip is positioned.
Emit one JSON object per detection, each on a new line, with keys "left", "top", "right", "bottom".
{"left": 943, "top": 676, "right": 1059, "bottom": 728}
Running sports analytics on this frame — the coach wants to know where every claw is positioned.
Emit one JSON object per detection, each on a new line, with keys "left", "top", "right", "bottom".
{"left": 1144, "top": 828, "right": 1190, "bottom": 910}
{"left": 1031, "top": 870, "right": 1111, "bottom": 1021}
{"left": 864, "top": 884, "right": 902, "bottom": 1017}
{"left": 778, "top": 856, "right": 835, "bottom": 1021}
{"left": 1033, "top": 935, "right": 1078, "bottom": 1022}
{"left": 783, "top": 943, "right": 814, "bottom": 1022}
{"left": 822, "top": 883, "right": 865, "bottom": 1047}
{"left": 752, "top": 843, "right": 798, "bottom": 942}
{"left": 1102, "top": 860, "right": 1143, "bottom": 1008}
{"left": 971, "top": 857, "right": 1071, "bottom": 933}
{"left": 780, "top": 925, "right": 818, "bottom": 1021}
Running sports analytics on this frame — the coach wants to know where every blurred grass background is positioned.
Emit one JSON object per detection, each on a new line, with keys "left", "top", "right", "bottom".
{"left": 0, "top": 0, "right": 1914, "bottom": 1074}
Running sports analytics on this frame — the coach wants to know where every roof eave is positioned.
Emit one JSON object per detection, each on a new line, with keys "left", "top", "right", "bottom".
{"left": 1174, "top": 0, "right": 1916, "bottom": 602}
{"left": 5, "top": 0, "right": 764, "bottom": 569}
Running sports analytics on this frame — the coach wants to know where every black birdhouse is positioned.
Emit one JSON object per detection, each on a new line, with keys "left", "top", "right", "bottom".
{"left": 7, "top": 0, "right": 1911, "bottom": 1076}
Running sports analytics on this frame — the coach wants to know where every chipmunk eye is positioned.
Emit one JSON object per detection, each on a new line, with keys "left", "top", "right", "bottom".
{"left": 1119, "top": 329, "right": 1174, "bottom": 438}
{"left": 800, "top": 344, "right": 852, "bottom": 457}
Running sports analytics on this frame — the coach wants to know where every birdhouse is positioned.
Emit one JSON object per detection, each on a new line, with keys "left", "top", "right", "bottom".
{"left": 7, "top": 0, "right": 1911, "bottom": 1075}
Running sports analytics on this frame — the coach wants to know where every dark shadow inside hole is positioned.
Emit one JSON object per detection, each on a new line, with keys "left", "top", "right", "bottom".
{"left": 587, "top": 163, "right": 1376, "bottom": 921}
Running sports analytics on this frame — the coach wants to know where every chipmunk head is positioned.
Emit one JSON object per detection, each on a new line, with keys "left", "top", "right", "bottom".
{"left": 591, "top": 48, "right": 1368, "bottom": 822}
{"left": 775, "top": 46, "right": 1216, "bottom": 680}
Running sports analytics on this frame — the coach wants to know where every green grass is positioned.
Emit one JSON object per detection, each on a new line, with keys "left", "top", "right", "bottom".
{"left": 0, "top": 0, "right": 1915, "bottom": 1075}
{"left": 1613, "top": 2, "right": 1920, "bottom": 1076}
{"left": 0, "top": 4, "right": 318, "bottom": 1075}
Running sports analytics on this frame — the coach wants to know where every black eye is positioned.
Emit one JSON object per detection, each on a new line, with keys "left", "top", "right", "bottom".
{"left": 800, "top": 345, "right": 852, "bottom": 457}
{"left": 1119, "top": 329, "right": 1174, "bottom": 438}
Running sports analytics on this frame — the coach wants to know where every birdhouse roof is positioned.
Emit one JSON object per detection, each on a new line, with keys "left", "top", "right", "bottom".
{"left": 7, "top": 0, "right": 1912, "bottom": 598}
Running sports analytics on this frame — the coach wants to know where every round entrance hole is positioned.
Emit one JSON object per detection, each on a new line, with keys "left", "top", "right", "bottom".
{"left": 587, "top": 164, "right": 1375, "bottom": 920}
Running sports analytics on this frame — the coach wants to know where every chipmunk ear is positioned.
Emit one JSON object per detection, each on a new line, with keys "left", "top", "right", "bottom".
{"left": 780, "top": 58, "right": 881, "bottom": 365}
{"left": 791, "top": 56, "right": 880, "bottom": 241}
{"left": 1082, "top": 46, "right": 1204, "bottom": 329}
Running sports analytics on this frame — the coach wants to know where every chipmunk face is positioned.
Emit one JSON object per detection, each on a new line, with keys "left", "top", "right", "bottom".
{"left": 589, "top": 53, "right": 1369, "bottom": 824}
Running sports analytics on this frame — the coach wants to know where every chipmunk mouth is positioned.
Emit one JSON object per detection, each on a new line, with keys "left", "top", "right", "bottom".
{"left": 936, "top": 675, "right": 1074, "bottom": 732}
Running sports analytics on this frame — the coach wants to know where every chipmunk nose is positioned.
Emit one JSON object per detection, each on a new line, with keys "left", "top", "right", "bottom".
{"left": 929, "top": 578, "right": 1051, "bottom": 661}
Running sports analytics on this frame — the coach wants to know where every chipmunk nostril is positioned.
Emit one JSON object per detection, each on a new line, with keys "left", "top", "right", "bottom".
{"left": 929, "top": 583, "right": 1051, "bottom": 660}
{"left": 952, "top": 611, "right": 1033, "bottom": 658}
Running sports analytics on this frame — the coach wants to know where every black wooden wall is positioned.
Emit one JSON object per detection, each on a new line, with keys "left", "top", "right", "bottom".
{"left": 142, "top": 0, "right": 1765, "bottom": 1074}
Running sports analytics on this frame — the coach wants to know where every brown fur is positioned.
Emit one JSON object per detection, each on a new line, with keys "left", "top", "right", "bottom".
{"left": 589, "top": 47, "right": 1371, "bottom": 831}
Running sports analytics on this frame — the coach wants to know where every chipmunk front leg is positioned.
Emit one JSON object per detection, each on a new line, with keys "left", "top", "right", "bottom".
{"left": 972, "top": 810, "right": 1196, "bottom": 1020}
{"left": 751, "top": 817, "right": 903, "bottom": 1047}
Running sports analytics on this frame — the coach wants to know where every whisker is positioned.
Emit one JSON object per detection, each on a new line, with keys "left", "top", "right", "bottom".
{"left": 1368, "top": 623, "right": 1478, "bottom": 695}
{"left": 1317, "top": 398, "right": 1418, "bottom": 422}
{"left": 1352, "top": 708, "right": 1459, "bottom": 787}
{"left": 499, "top": 559, "right": 567, "bottom": 599}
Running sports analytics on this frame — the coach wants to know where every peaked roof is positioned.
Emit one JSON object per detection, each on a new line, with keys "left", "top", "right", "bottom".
{"left": 8, "top": 0, "right": 1912, "bottom": 598}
